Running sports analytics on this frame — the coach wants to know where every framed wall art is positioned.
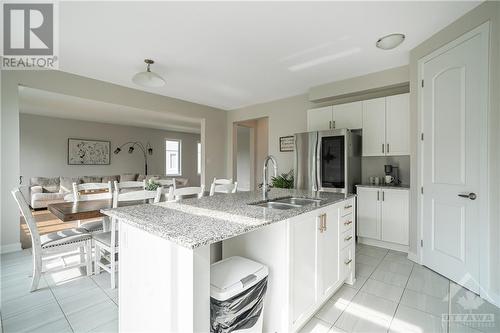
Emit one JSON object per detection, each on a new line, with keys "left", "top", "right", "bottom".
{"left": 68, "top": 138, "right": 111, "bottom": 165}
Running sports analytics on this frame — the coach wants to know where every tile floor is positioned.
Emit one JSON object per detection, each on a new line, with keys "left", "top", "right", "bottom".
{"left": 1, "top": 249, "right": 117, "bottom": 333}
{"left": 299, "top": 243, "right": 500, "bottom": 333}
{"left": 1, "top": 243, "right": 499, "bottom": 333}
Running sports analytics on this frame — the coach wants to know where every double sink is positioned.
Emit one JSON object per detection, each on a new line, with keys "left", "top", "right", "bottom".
{"left": 249, "top": 197, "right": 323, "bottom": 210}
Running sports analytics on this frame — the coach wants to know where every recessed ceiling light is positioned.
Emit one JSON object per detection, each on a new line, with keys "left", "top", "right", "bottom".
{"left": 132, "top": 59, "right": 166, "bottom": 87}
{"left": 376, "top": 33, "right": 405, "bottom": 50}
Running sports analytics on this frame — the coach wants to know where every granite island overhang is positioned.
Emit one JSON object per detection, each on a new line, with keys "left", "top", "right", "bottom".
{"left": 102, "top": 189, "right": 356, "bottom": 332}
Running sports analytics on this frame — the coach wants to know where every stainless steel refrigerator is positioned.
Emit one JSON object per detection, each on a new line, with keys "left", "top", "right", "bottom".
{"left": 294, "top": 128, "right": 361, "bottom": 194}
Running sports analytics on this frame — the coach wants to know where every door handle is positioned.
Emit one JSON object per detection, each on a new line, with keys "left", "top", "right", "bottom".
{"left": 458, "top": 192, "right": 477, "bottom": 200}
{"left": 382, "top": 144, "right": 384, "bottom": 153}
{"left": 387, "top": 143, "right": 390, "bottom": 153}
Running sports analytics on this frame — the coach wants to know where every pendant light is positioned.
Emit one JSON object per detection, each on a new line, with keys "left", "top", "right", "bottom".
{"left": 132, "top": 59, "right": 166, "bottom": 87}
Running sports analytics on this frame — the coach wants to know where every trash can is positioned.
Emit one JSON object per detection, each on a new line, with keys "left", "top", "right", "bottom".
{"left": 210, "top": 256, "right": 269, "bottom": 333}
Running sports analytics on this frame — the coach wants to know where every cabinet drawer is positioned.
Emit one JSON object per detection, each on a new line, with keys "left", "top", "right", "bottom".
{"left": 341, "top": 228, "right": 353, "bottom": 249}
{"left": 340, "top": 214, "right": 354, "bottom": 233}
{"left": 340, "top": 247, "right": 353, "bottom": 279}
{"left": 341, "top": 200, "right": 354, "bottom": 216}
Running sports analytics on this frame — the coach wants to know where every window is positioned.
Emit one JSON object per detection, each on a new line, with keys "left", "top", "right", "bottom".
{"left": 197, "top": 142, "right": 202, "bottom": 174}
{"left": 166, "top": 139, "right": 181, "bottom": 175}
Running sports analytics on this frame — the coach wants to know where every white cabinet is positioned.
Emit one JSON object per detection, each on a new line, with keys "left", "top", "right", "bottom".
{"left": 307, "top": 102, "right": 362, "bottom": 131}
{"left": 291, "top": 210, "right": 320, "bottom": 323}
{"left": 319, "top": 207, "right": 340, "bottom": 296}
{"left": 362, "top": 93, "right": 410, "bottom": 156}
{"left": 307, "top": 106, "right": 332, "bottom": 131}
{"left": 362, "top": 97, "right": 386, "bottom": 156}
{"left": 357, "top": 186, "right": 409, "bottom": 250}
{"left": 381, "top": 189, "right": 409, "bottom": 246}
{"left": 386, "top": 94, "right": 410, "bottom": 156}
{"left": 357, "top": 187, "right": 380, "bottom": 239}
{"left": 332, "top": 102, "right": 362, "bottom": 129}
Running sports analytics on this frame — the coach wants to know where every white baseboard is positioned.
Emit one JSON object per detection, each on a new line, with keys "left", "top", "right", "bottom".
{"left": 1, "top": 242, "right": 22, "bottom": 254}
{"left": 358, "top": 237, "right": 408, "bottom": 253}
{"left": 407, "top": 251, "right": 420, "bottom": 264}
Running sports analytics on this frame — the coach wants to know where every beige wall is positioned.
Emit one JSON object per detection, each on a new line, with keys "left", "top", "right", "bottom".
{"left": 1, "top": 70, "right": 227, "bottom": 252}
{"left": 20, "top": 114, "right": 201, "bottom": 186}
{"left": 409, "top": 1, "right": 500, "bottom": 302}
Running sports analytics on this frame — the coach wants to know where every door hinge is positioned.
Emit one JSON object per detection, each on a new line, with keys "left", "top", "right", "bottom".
{"left": 421, "top": 186, "right": 424, "bottom": 194}
{"left": 421, "top": 80, "right": 424, "bottom": 88}
{"left": 421, "top": 133, "right": 424, "bottom": 141}
{"left": 420, "top": 239, "right": 424, "bottom": 247}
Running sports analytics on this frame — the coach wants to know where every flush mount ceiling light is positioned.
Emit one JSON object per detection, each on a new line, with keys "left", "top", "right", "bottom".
{"left": 132, "top": 59, "right": 166, "bottom": 87}
{"left": 376, "top": 33, "right": 405, "bottom": 50}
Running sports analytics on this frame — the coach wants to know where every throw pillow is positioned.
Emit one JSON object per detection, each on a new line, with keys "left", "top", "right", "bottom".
{"left": 30, "top": 177, "right": 60, "bottom": 193}
{"left": 82, "top": 176, "right": 102, "bottom": 183}
{"left": 60, "top": 176, "right": 82, "bottom": 193}
{"left": 102, "top": 175, "right": 119, "bottom": 183}
{"left": 120, "top": 173, "right": 138, "bottom": 182}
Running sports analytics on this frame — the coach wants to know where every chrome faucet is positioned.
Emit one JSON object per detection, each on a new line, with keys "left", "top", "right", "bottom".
{"left": 262, "top": 155, "right": 278, "bottom": 200}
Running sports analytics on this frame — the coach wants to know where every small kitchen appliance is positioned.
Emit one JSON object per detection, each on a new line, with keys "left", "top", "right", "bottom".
{"left": 384, "top": 164, "right": 400, "bottom": 185}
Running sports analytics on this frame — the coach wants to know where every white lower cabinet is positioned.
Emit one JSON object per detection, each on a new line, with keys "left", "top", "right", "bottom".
{"left": 356, "top": 186, "right": 409, "bottom": 250}
{"left": 222, "top": 197, "right": 356, "bottom": 333}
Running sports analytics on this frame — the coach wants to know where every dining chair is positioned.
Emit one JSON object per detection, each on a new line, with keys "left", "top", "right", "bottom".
{"left": 156, "top": 179, "right": 176, "bottom": 189}
{"left": 166, "top": 185, "right": 205, "bottom": 201}
{"left": 72, "top": 182, "right": 112, "bottom": 233}
{"left": 209, "top": 178, "right": 238, "bottom": 196}
{"left": 94, "top": 188, "right": 161, "bottom": 289}
{"left": 113, "top": 180, "right": 146, "bottom": 193}
{"left": 11, "top": 188, "right": 93, "bottom": 291}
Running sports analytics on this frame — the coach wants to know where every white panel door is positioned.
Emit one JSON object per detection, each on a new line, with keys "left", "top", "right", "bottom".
{"left": 381, "top": 189, "right": 409, "bottom": 246}
{"left": 291, "top": 211, "right": 319, "bottom": 323}
{"left": 320, "top": 206, "right": 340, "bottom": 296}
{"left": 386, "top": 93, "right": 410, "bottom": 156}
{"left": 307, "top": 106, "right": 332, "bottom": 131}
{"left": 362, "top": 98, "right": 386, "bottom": 156}
{"left": 332, "top": 101, "right": 362, "bottom": 129}
{"left": 356, "top": 187, "right": 380, "bottom": 239}
{"left": 421, "top": 24, "right": 488, "bottom": 293}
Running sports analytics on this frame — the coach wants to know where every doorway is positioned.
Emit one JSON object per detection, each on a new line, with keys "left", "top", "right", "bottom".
{"left": 418, "top": 22, "right": 489, "bottom": 294}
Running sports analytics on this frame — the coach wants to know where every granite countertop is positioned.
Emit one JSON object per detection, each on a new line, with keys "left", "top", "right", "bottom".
{"left": 101, "top": 189, "right": 354, "bottom": 249}
{"left": 356, "top": 184, "right": 410, "bottom": 189}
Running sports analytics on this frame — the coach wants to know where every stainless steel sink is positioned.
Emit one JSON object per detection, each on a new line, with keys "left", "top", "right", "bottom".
{"left": 249, "top": 197, "right": 323, "bottom": 210}
{"left": 251, "top": 201, "right": 302, "bottom": 210}
{"left": 274, "top": 197, "right": 322, "bottom": 206}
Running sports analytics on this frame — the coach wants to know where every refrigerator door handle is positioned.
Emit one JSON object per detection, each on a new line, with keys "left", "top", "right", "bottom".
{"left": 315, "top": 132, "right": 321, "bottom": 192}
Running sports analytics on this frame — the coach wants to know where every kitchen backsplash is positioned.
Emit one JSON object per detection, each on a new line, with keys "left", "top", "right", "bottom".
{"left": 361, "top": 155, "right": 410, "bottom": 186}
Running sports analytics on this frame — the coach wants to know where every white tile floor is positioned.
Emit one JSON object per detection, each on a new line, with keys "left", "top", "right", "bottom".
{"left": 1, "top": 249, "right": 117, "bottom": 333}
{"left": 1, "top": 244, "right": 499, "bottom": 333}
{"left": 299, "top": 243, "right": 500, "bottom": 333}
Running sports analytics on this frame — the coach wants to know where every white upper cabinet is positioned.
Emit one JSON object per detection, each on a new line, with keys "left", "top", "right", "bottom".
{"left": 362, "top": 97, "right": 386, "bottom": 156}
{"left": 307, "top": 106, "right": 332, "bottom": 131}
{"left": 386, "top": 93, "right": 410, "bottom": 156}
{"left": 362, "top": 93, "right": 410, "bottom": 156}
{"left": 332, "top": 101, "right": 362, "bottom": 129}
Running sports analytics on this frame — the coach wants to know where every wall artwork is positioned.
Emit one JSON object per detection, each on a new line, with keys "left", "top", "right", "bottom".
{"left": 68, "top": 138, "right": 110, "bottom": 165}
{"left": 279, "top": 135, "right": 295, "bottom": 152}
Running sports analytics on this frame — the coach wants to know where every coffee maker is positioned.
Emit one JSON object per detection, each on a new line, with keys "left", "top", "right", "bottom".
{"left": 384, "top": 164, "right": 400, "bottom": 185}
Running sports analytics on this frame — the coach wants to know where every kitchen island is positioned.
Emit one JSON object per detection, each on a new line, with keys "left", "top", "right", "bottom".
{"left": 102, "top": 189, "right": 356, "bottom": 333}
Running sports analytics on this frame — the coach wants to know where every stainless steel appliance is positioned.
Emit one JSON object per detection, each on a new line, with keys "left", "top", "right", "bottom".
{"left": 294, "top": 129, "right": 361, "bottom": 193}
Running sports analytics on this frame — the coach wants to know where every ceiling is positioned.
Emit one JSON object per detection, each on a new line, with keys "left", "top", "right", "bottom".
{"left": 58, "top": 1, "right": 480, "bottom": 110}
{"left": 19, "top": 87, "right": 201, "bottom": 133}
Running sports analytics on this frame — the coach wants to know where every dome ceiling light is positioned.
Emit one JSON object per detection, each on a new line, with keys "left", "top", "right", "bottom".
{"left": 376, "top": 33, "right": 405, "bottom": 50}
{"left": 132, "top": 59, "right": 166, "bottom": 87}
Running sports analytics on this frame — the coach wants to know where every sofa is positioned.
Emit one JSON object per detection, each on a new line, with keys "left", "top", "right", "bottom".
{"left": 29, "top": 174, "right": 189, "bottom": 209}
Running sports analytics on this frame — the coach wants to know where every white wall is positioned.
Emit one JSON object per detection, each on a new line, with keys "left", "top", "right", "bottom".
{"left": 1, "top": 70, "right": 227, "bottom": 253}
{"left": 20, "top": 114, "right": 201, "bottom": 186}
{"left": 236, "top": 126, "right": 251, "bottom": 191}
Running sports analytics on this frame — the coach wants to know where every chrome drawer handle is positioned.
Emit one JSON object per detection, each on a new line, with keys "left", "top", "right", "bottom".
{"left": 344, "top": 259, "right": 352, "bottom": 265}
{"left": 344, "top": 204, "right": 353, "bottom": 209}
{"left": 344, "top": 220, "right": 352, "bottom": 226}
{"left": 344, "top": 236, "right": 352, "bottom": 241}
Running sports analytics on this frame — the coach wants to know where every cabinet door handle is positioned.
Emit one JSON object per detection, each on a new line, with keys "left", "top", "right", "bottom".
{"left": 323, "top": 214, "right": 327, "bottom": 231}
{"left": 329, "top": 120, "right": 332, "bottom": 129}
{"left": 387, "top": 143, "right": 390, "bottom": 153}
{"left": 382, "top": 144, "right": 384, "bottom": 153}
{"left": 344, "top": 259, "right": 352, "bottom": 265}
{"left": 344, "top": 220, "right": 352, "bottom": 226}
{"left": 377, "top": 191, "right": 379, "bottom": 201}
{"left": 382, "top": 191, "right": 385, "bottom": 201}
{"left": 344, "top": 236, "right": 352, "bottom": 241}
{"left": 318, "top": 215, "right": 323, "bottom": 232}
